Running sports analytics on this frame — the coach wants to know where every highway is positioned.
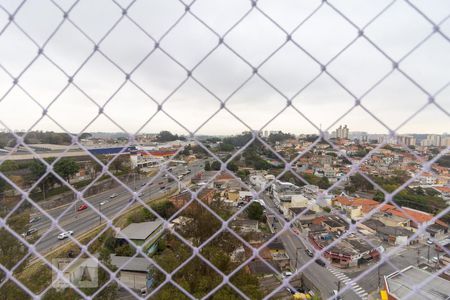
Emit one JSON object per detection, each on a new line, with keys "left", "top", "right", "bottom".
{"left": 29, "top": 161, "right": 205, "bottom": 255}
{"left": 262, "top": 194, "right": 364, "bottom": 300}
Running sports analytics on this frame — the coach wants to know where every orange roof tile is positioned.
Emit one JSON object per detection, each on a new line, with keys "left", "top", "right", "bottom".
{"left": 434, "top": 186, "right": 450, "bottom": 193}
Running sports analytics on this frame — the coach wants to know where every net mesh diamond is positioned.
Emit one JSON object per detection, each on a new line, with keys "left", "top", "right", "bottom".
{"left": 0, "top": 0, "right": 449, "bottom": 299}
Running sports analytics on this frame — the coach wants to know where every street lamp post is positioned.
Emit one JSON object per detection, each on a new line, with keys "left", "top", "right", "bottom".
{"left": 295, "top": 247, "right": 302, "bottom": 271}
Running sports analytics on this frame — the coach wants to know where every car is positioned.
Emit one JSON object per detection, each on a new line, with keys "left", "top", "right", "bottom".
{"left": 140, "top": 288, "right": 147, "bottom": 296}
{"left": 286, "top": 287, "right": 296, "bottom": 295}
{"left": 431, "top": 256, "right": 439, "bottom": 263}
{"left": 315, "top": 259, "right": 326, "bottom": 267}
{"left": 57, "top": 231, "right": 74, "bottom": 240}
{"left": 305, "top": 249, "right": 314, "bottom": 257}
{"left": 281, "top": 271, "right": 293, "bottom": 278}
{"left": 110, "top": 193, "right": 118, "bottom": 198}
{"left": 21, "top": 228, "right": 37, "bottom": 237}
{"left": 77, "top": 204, "right": 88, "bottom": 211}
{"left": 100, "top": 200, "right": 108, "bottom": 206}
{"left": 141, "top": 182, "right": 146, "bottom": 187}
{"left": 426, "top": 239, "right": 434, "bottom": 245}
{"left": 29, "top": 216, "right": 41, "bottom": 223}
{"left": 160, "top": 186, "right": 165, "bottom": 190}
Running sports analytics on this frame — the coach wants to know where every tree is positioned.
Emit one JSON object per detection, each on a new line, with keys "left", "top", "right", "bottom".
{"left": 246, "top": 202, "right": 264, "bottom": 221}
{"left": 204, "top": 161, "right": 211, "bottom": 171}
{"left": 92, "top": 155, "right": 108, "bottom": 179}
{"left": 349, "top": 173, "right": 374, "bottom": 191}
{"left": 267, "top": 131, "right": 295, "bottom": 144}
{"left": 227, "top": 161, "right": 238, "bottom": 172}
{"left": 211, "top": 161, "right": 221, "bottom": 171}
{"left": 219, "top": 143, "right": 234, "bottom": 152}
{"left": 79, "top": 132, "right": 92, "bottom": 140}
{"left": 0, "top": 178, "right": 8, "bottom": 201}
{"left": 29, "top": 159, "right": 56, "bottom": 200}
{"left": 114, "top": 243, "right": 136, "bottom": 256}
{"left": 317, "top": 176, "right": 331, "bottom": 189}
{"left": 182, "top": 144, "right": 192, "bottom": 156}
{"left": 156, "top": 131, "right": 179, "bottom": 142}
{"left": 110, "top": 155, "right": 130, "bottom": 174}
{"left": 54, "top": 158, "right": 80, "bottom": 184}
{"left": 236, "top": 169, "right": 249, "bottom": 181}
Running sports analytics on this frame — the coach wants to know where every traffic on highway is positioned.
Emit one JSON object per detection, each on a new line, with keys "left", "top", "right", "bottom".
{"left": 26, "top": 161, "right": 205, "bottom": 254}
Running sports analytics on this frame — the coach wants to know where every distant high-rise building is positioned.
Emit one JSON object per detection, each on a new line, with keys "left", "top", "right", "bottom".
{"left": 442, "top": 137, "right": 450, "bottom": 147}
{"left": 397, "top": 135, "right": 416, "bottom": 146}
{"left": 421, "top": 134, "right": 442, "bottom": 147}
{"left": 333, "top": 125, "right": 349, "bottom": 139}
{"left": 429, "top": 134, "right": 442, "bottom": 146}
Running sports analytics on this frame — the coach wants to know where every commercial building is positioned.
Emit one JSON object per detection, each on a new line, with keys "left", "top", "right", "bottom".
{"left": 110, "top": 255, "right": 152, "bottom": 290}
{"left": 115, "top": 220, "right": 164, "bottom": 254}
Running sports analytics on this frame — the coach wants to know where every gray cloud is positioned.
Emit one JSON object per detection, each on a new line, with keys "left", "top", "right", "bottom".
{"left": 0, "top": 0, "right": 449, "bottom": 135}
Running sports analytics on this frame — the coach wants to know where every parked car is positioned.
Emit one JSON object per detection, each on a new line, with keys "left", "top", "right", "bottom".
{"left": 305, "top": 249, "right": 314, "bottom": 257}
{"left": 21, "top": 228, "right": 37, "bottom": 237}
{"left": 286, "top": 287, "right": 296, "bottom": 294}
{"left": 315, "top": 259, "right": 326, "bottom": 267}
{"left": 57, "top": 230, "right": 74, "bottom": 240}
{"left": 140, "top": 288, "right": 147, "bottom": 297}
{"left": 77, "top": 204, "right": 88, "bottom": 211}
{"left": 282, "top": 271, "right": 293, "bottom": 278}
{"left": 141, "top": 182, "right": 146, "bottom": 187}
{"left": 431, "top": 256, "right": 439, "bottom": 263}
{"left": 29, "top": 216, "right": 41, "bottom": 223}
{"left": 110, "top": 193, "right": 118, "bottom": 198}
{"left": 426, "top": 239, "right": 434, "bottom": 245}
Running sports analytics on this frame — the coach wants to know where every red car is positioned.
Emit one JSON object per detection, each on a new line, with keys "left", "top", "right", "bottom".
{"left": 77, "top": 204, "right": 88, "bottom": 211}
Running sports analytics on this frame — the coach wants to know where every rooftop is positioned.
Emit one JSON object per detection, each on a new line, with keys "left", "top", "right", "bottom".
{"left": 116, "top": 220, "right": 163, "bottom": 241}
{"left": 385, "top": 266, "right": 450, "bottom": 300}
{"left": 110, "top": 255, "right": 151, "bottom": 272}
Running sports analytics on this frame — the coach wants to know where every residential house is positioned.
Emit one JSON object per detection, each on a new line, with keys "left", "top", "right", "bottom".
{"left": 115, "top": 221, "right": 163, "bottom": 255}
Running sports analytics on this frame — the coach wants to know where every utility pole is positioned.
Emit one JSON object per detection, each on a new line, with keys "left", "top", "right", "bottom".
{"left": 377, "top": 263, "right": 381, "bottom": 290}
{"left": 417, "top": 248, "right": 420, "bottom": 266}
{"left": 295, "top": 247, "right": 301, "bottom": 270}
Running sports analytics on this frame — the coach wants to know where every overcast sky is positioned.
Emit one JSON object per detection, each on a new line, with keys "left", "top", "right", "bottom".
{"left": 0, "top": 0, "right": 449, "bottom": 136}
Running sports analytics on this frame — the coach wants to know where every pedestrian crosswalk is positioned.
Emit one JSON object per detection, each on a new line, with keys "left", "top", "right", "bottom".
{"left": 326, "top": 267, "right": 369, "bottom": 300}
